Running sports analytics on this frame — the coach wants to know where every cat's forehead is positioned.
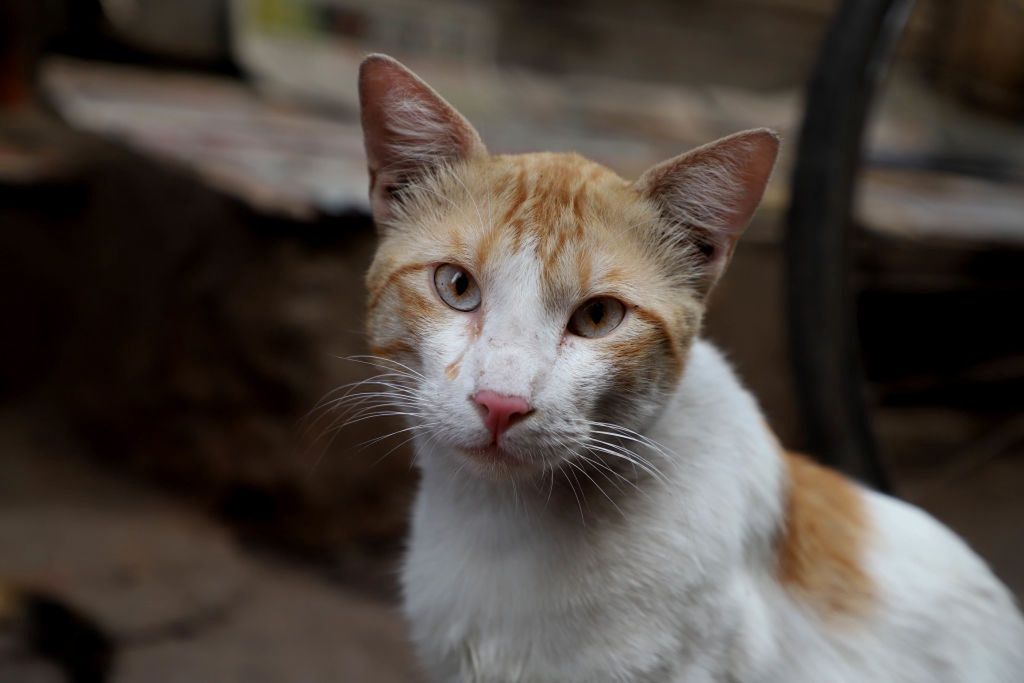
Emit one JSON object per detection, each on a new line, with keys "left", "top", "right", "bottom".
{"left": 469, "top": 152, "right": 651, "bottom": 253}
{"left": 467, "top": 154, "right": 655, "bottom": 294}
{"left": 377, "top": 151, "right": 666, "bottom": 306}
{"left": 483, "top": 152, "right": 635, "bottom": 222}
{"left": 488, "top": 152, "right": 628, "bottom": 189}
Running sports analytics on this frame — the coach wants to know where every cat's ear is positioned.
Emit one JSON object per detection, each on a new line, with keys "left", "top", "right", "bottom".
{"left": 634, "top": 128, "right": 779, "bottom": 294}
{"left": 359, "top": 54, "right": 487, "bottom": 225}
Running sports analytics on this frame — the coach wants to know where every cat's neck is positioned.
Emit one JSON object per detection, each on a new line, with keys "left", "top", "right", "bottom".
{"left": 413, "top": 339, "right": 785, "bottom": 566}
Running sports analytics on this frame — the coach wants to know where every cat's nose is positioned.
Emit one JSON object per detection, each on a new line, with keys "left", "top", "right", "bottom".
{"left": 473, "top": 390, "right": 533, "bottom": 443}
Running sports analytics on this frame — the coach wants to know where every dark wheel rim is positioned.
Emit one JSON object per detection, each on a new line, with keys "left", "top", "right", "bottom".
{"left": 785, "top": 0, "right": 917, "bottom": 489}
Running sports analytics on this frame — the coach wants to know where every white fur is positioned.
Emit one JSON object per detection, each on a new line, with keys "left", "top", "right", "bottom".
{"left": 401, "top": 340, "right": 1024, "bottom": 682}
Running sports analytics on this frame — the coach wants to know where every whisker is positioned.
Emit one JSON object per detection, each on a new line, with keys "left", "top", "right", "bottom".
{"left": 328, "top": 393, "right": 424, "bottom": 421}
{"left": 566, "top": 458, "right": 624, "bottom": 517}
{"left": 328, "top": 410, "right": 427, "bottom": 431}
{"left": 575, "top": 450, "right": 641, "bottom": 495}
{"left": 313, "top": 372, "right": 418, "bottom": 406}
{"left": 587, "top": 421, "right": 677, "bottom": 461}
{"left": 560, "top": 467, "right": 586, "bottom": 526}
{"left": 342, "top": 354, "right": 427, "bottom": 381}
{"left": 582, "top": 438, "right": 668, "bottom": 484}
{"left": 356, "top": 421, "right": 437, "bottom": 452}
{"left": 364, "top": 424, "right": 440, "bottom": 466}
{"left": 302, "top": 372, "right": 421, "bottom": 437}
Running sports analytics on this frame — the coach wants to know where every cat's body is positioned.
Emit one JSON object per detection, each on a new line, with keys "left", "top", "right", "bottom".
{"left": 355, "top": 54, "right": 1024, "bottom": 681}
{"left": 405, "top": 340, "right": 1024, "bottom": 682}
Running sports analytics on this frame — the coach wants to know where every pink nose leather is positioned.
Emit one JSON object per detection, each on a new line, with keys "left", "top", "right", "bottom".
{"left": 473, "top": 390, "right": 532, "bottom": 442}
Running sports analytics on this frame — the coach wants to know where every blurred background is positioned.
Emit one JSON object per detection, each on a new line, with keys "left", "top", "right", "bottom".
{"left": 1, "top": 0, "right": 1022, "bottom": 680}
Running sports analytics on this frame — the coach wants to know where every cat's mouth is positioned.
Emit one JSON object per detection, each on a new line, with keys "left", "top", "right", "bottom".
{"left": 457, "top": 444, "right": 536, "bottom": 471}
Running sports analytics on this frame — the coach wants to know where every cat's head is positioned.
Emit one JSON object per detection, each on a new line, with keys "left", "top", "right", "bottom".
{"left": 358, "top": 54, "right": 777, "bottom": 480}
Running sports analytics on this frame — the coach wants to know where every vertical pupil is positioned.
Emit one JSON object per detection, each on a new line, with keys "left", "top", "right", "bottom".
{"left": 589, "top": 301, "right": 605, "bottom": 325}
{"left": 452, "top": 272, "right": 468, "bottom": 296}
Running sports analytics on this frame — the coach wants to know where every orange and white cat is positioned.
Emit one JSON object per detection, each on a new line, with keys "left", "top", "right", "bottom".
{"left": 356, "top": 54, "right": 1024, "bottom": 682}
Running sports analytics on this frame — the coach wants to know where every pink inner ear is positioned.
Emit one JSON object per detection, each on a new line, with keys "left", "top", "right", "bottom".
{"left": 634, "top": 128, "right": 779, "bottom": 268}
{"left": 358, "top": 55, "right": 485, "bottom": 182}
{"left": 716, "top": 131, "right": 779, "bottom": 235}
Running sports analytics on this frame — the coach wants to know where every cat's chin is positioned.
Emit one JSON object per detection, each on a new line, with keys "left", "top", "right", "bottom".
{"left": 454, "top": 445, "right": 545, "bottom": 479}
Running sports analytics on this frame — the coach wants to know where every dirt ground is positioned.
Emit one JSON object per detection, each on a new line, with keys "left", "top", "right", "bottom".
{"left": 0, "top": 412, "right": 421, "bottom": 682}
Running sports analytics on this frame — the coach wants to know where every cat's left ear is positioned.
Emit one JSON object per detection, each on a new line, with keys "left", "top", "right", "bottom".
{"left": 634, "top": 128, "right": 779, "bottom": 294}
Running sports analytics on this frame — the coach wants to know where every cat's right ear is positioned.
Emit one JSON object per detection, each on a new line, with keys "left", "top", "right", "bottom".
{"left": 634, "top": 129, "right": 779, "bottom": 295}
{"left": 358, "top": 54, "right": 487, "bottom": 227}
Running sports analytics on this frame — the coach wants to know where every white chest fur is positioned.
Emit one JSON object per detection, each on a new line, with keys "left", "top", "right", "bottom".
{"left": 400, "top": 341, "right": 1024, "bottom": 682}
{"left": 402, "top": 341, "right": 785, "bottom": 681}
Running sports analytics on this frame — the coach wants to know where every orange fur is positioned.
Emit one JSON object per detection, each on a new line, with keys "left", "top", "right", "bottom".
{"left": 369, "top": 339, "right": 413, "bottom": 359}
{"left": 367, "top": 261, "right": 431, "bottom": 311}
{"left": 630, "top": 307, "right": 685, "bottom": 378}
{"left": 777, "top": 452, "right": 875, "bottom": 622}
{"left": 444, "top": 355, "right": 463, "bottom": 381}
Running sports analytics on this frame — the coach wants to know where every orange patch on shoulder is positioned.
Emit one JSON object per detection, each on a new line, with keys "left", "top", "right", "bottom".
{"left": 777, "top": 452, "right": 875, "bottom": 622}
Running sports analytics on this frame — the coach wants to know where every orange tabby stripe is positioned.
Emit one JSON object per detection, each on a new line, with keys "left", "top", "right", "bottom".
{"left": 474, "top": 222, "right": 503, "bottom": 271}
{"left": 368, "top": 261, "right": 431, "bottom": 311}
{"left": 631, "top": 307, "right": 684, "bottom": 377}
{"left": 444, "top": 347, "right": 466, "bottom": 381}
{"left": 369, "top": 339, "right": 413, "bottom": 358}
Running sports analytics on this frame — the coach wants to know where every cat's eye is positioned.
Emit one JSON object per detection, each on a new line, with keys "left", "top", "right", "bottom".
{"left": 434, "top": 264, "right": 481, "bottom": 312}
{"left": 568, "top": 297, "right": 626, "bottom": 338}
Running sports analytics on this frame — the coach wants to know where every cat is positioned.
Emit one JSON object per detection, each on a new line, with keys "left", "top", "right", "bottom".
{"left": 355, "top": 53, "right": 1024, "bottom": 682}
